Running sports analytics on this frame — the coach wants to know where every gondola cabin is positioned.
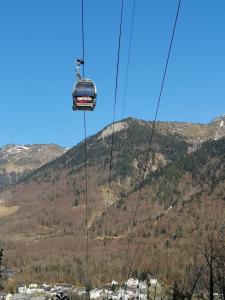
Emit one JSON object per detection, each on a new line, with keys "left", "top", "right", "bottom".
{"left": 72, "top": 79, "right": 97, "bottom": 111}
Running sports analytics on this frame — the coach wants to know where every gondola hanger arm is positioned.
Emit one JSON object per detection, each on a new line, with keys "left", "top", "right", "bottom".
{"left": 75, "top": 58, "right": 84, "bottom": 80}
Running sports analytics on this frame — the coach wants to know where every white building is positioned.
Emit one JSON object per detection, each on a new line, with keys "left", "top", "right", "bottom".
{"left": 18, "top": 285, "right": 27, "bottom": 294}
{"left": 150, "top": 278, "right": 159, "bottom": 287}
{"left": 126, "top": 278, "right": 139, "bottom": 289}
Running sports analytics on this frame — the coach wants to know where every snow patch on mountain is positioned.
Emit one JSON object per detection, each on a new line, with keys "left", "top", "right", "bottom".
{"left": 5, "top": 145, "right": 30, "bottom": 154}
{"left": 213, "top": 117, "right": 225, "bottom": 140}
{"left": 210, "top": 114, "right": 225, "bottom": 123}
{"left": 0, "top": 144, "right": 66, "bottom": 189}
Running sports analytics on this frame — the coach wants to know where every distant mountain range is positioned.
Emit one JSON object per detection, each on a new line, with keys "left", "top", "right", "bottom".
{"left": 0, "top": 144, "right": 67, "bottom": 189}
{"left": 0, "top": 116, "right": 224, "bottom": 287}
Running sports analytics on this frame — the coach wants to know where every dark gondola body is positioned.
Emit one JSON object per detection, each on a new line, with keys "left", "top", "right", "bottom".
{"left": 72, "top": 79, "right": 97, "bottom": 111}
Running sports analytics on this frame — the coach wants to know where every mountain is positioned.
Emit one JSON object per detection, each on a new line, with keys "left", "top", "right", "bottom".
{"left": 0, "top": 144, "right": 67, "bottom": 189}
{"left": 149, "top": 114, "right": 225, "bottom": 142}
{"left": 0, "top": 117, "right": 224, "bottom": 288}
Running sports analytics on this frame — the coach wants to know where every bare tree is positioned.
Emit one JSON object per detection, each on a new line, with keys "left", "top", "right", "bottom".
{"left": 193, "top": 199, "right": 225, "bottom": 300}
{"left": 215, "top": 252, "right": 225, "bottom": 300}
{"left": 181, "top": 258, "right": 206, "bottom": 299}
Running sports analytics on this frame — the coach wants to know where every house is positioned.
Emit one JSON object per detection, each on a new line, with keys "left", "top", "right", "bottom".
{"left": 126, "top": 278, "right": 139, "bottom": 289}
{"left": 149, "top": 279, "right": 160, "bottom": 287}
{"left": 139, "top": 281, "right": 147, "bottom": 294}
{"left": 90, "top": 289, "right": 104, "bottom": 299}
{"left": 29, "top": 284, "right": 38, "bottom": 289}
{"left": 17, "top": 284, "right": 27, "bottom": 294}
{"left": 5, "top": 294, "right": 12, "bottom": 300}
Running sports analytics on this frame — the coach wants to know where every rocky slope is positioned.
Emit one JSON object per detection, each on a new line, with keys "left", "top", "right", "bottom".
{"left": 0, "top": 144, "right": 67, "bottom": 188}
{"left": 149, "top": 114, "right": 225, "bottom": 142}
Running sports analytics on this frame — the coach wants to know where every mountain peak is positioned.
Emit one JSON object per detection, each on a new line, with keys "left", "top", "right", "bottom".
{"left": 210, "top": 114, "right": 225, "bottom": 124}
{"left": 98, "top": 121, "right": 129, "bottom": 139}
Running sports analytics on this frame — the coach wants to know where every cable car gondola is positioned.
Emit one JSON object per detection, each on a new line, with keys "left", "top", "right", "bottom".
{"left": 72, "top": 59, "right": 97, "bottom": 111}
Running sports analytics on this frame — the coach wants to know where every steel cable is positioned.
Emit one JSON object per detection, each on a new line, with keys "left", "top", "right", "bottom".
{"left": 120, "top": 0, "right": 183, "bottom": 282}
{"left": 103, "top": 0, "right": 124, "bottom": 285}
{"left": 80, "top": 0, "right": 89, "bottom": 294}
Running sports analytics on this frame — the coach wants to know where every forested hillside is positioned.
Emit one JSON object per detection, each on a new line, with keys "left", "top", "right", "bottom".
{"left": 0, "top": 118, "right": 224, "bottom": 295}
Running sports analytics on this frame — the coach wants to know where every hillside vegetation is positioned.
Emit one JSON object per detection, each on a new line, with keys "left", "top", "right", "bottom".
{"left": 0, "top": 118, "right": 224, "bottom": 296}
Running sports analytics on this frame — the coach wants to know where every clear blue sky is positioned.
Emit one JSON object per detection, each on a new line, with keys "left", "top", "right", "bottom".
{"left": 0, "top": 0, "right": 225, "bottom": 147}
